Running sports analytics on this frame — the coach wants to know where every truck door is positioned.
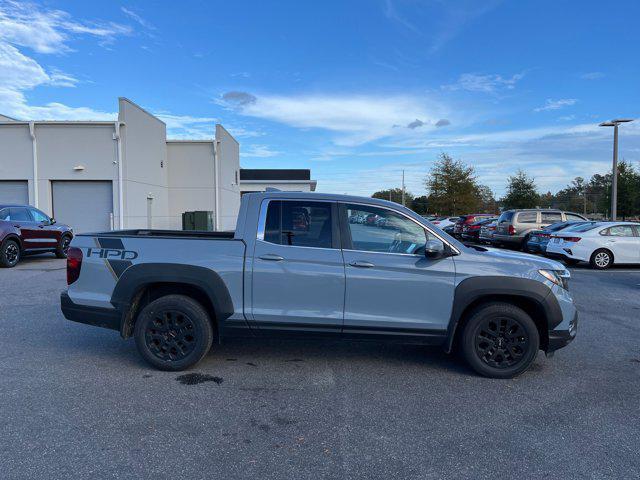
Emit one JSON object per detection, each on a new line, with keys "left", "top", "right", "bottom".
{"left": 251, "top": 200, "right": 345, "bottom": 334}
{"left": 340, "top": 203, "right": 456, "bottom": 338}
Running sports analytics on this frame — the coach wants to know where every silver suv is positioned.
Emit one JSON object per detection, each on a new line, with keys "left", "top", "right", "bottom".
{"left": 492, "top": 209, "right": 587, "bottom": 249}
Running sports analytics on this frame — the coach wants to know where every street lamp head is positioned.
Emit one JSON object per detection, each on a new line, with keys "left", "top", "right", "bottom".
{"left": 599, "top": 122, "right": 616, "bottom": 127}
{"left": 612, "top": 118, "right": 634, "bottom": 123}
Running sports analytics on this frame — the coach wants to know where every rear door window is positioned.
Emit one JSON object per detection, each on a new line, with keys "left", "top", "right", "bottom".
{"left": 9, "top": 208, "right": 32, "bottom": 222}
{"left": 262, "top": 200, "right": 334, "bottom": 249}
{"left": 566, "top": 213, "right": 586, "bottom": 221}
{"left": 517, "top": 212, "right": 538, "bottom": 223}
{"left": 0, "top": 209, "right": 9, "bottom": 221}
{"left": 541, "top": 212, "right": 562, "bottom": 223}
{"left": 603, "top": 225, "right": 636, "bottom": 237}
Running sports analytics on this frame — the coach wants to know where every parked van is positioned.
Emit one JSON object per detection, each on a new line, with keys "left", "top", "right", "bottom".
{"left": 492, "top": 209, "right": 587, "bottom": 249}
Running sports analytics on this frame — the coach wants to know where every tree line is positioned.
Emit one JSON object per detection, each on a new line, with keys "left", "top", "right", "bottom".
{"left": 372, "top": 153, "right": 640, "bottom": 219}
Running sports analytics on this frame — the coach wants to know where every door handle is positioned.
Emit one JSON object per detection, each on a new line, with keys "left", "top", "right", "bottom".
{"left": 13, "top": 225, "right": 21, "bottom": 228}
{"left": 349, "top": 260, "right": 375, "bottom": 268}
{"left": 259, "top": 254, "right": 284, "bottom": 261}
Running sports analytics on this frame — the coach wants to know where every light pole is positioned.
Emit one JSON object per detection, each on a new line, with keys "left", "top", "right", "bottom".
{"left": 599, "top": 118, "right": 634, "bottom": 220}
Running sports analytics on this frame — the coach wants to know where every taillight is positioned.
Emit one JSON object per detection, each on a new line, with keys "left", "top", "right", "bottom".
{"left": 67, "top": 247, "right": 83, "bottom": 285}
{"left": 539, "top": 233, "right": 550, "bottom": 238}
{"left": 564, "top": 237, "right": 581, "bottom": 243}
{"left": 508, "top": 225, "right": 516, "bottom": 235}
{"left": 469, "top": 225, "right": 481, "bottom": 230}
{"left": 433, "top": 221, "right": 440, "bottom": 224}
{"left": 489, "top": 226, "right": 496, "bottom": 231}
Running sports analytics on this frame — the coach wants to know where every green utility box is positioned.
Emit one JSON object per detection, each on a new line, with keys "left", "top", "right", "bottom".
{"left": 182, "top": 211, "right": 214, "bottom": 231}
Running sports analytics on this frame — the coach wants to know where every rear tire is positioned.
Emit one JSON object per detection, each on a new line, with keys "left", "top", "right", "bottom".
{"left": 590, "top": 249, "right": 613, "bottom": 270}
{"left": 134, "top": 294, "right": 214, "bottom": 371}
{"left": 0, "top": 239, "right": 20, "bottom": 268}
{"left": 461, "top": 302, "right": 539, "bottom": 379}
{"left": 55, "top": 235, "right": 72, "bottom": 259}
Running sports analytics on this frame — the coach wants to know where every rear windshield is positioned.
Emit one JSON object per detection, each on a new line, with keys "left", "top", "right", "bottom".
{"left": 498, "top": 212, "right": 513, "bottom": 223}
{"left": 567, "top": 223, "right": 599, "bottom": 233}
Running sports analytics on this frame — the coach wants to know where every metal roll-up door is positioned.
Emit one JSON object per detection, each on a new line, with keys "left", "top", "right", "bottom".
{"left": 0, "top": 181, "right": 28, "bottom": 204}
{"left": 52, "top": 181, "right": 113, "bottom": 233}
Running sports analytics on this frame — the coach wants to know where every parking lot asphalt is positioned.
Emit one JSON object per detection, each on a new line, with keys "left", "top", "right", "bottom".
{"left": 1, "top": 255, "right": 639, "bottom": 479}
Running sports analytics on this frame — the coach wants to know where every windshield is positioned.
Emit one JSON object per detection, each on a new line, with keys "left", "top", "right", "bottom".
{"left": 564, "top": 222, "right": 599, "bottom": 233}
{"left": 497, "top": 212, "right": 513, "bottom": 223}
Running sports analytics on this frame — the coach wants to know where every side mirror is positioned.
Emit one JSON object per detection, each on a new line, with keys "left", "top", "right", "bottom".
{"left": 424, "top": 239, "right": 445, "bottom": 259}
{"left": 49, "top": 218, "right": 56, "bottom": 225}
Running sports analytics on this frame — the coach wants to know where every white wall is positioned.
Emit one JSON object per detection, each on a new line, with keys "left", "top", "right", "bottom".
{"left": 167, "top": 141, "right": 216, "bottom": 229}
{"left": 215, "top": 125, "right": 241, "bottom": 230}
{"left": 119, "top": 98, "right": 170, "bottom": 229}
{"left": 0, "top": 124, "right": 33, "bottom": 200}
{"left": 36, "top": 124, "right": 118, "bottom": 217}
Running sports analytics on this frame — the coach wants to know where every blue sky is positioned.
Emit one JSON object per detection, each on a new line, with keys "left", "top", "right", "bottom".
{"left": 1, "top": 0, "right": 639, "bottom": 197}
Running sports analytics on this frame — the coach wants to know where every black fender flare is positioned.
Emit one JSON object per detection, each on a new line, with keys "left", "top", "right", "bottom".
{"left": 445, "top": 276, "right": 562, "bottom": 352}
{"left": 111, "top": 263, "right": 235, "bottom": 336}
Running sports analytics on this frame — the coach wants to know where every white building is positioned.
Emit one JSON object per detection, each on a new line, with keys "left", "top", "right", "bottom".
{"left": 0, "top": 98, "right": 240, "bottom": 232}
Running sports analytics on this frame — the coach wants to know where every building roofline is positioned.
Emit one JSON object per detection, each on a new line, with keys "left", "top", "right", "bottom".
{"left": 118, "top": 97, "right": 166, "bottom": 126}
{"left": 0, "top": 121, "right": 121, "bottom": 126}
{"left": 166, "top": 139, "right": 214, "bottom": 143}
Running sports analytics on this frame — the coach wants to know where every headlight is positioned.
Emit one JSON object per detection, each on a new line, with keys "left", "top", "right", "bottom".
{"left": 539, "top": 269, "right": 570, "bottom": 290}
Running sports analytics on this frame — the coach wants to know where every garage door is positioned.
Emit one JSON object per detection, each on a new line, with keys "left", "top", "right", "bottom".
{"left": 0, "top": 181, "right": 28, "bottom": 204}
{"left": 52, "top": 181, "right": 113, "bottom": 233}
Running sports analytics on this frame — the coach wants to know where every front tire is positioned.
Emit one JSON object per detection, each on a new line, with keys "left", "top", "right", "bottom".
{"left": 590, "top": 249, "right": 613, "bottom": 269}
{"left": 134, "top": 295, "right": 214, "bottom": 371}
{"left": 461, "top": 302, "right": 539, "bottom": 379}
{"left": 0, "top": 239, "right": 20, "bottom": 268}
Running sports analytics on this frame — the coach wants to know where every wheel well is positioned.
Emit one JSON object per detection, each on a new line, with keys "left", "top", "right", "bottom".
{"left": 2, "top": 235, "right": 22, "bottom": 250}
{"left": 124, "top": 282, "right": 218, "bottom": 338}
{"left": 451, "top": 294, "right": 549, "bottom": 352}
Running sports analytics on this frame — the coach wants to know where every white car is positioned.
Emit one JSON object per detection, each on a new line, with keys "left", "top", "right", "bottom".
{"left": 546, "top": 221, "right": 640, "bottom": 269}
{"left": 431, "top": 216, "right": 460, "bottom": 229}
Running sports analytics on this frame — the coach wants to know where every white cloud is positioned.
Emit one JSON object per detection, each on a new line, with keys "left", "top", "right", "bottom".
{"left": 157, "top": 113, "right": 217, "bottom": 139}
{"left": 221, "top": 91, "right": 448, "bottom": 146}
{"left": 120, "top": 7, "right": 154, "bottom": 30}
{"left": 0, "top": 1, "right": 131, "bottom": 54}
{"left": 0, "top": 1, "right": 129, "bottom": 120}
{"left": 534, "top": 98, "right": 577, "bottom": 112}
{"left": 581, "top": 72, "right": 604, "bottom": 80}
{"left": 442, "top": 72, "right": 525, "bottom": 93}
{"left": 242, "top": 145, "right": 281, "bottom": 158}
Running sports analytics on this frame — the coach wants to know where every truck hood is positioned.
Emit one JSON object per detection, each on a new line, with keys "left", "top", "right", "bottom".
{"left": 472, "top": 246, "right": 566, "bottom": 271}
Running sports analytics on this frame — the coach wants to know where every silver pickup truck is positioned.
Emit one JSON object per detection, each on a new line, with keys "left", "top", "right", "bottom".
{"left": 61, "top": 191, "right": 577, "bottom": 378}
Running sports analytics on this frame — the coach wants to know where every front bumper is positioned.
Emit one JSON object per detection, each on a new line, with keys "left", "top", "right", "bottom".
{"left": 547, "top": 311, "right": 578, "bottom": 352}
{"left": 61, "top": 291, "right": 121, "bottom": 331}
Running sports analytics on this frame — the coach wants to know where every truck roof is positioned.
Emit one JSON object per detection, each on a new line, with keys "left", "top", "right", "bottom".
{"left": 242, "top": 190, "right": 408, "bottom": 210}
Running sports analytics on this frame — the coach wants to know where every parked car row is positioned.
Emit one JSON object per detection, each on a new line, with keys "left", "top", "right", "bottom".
{"left": 0, "top": 204, "right": 73, "bottom": 268}
{"left": 433, "top": 207, "right": 640, "bottom": 269}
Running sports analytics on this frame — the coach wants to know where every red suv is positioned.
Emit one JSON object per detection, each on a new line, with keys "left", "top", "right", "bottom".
{"left": 0, "top": 205, "right": 73, "bottom": 268}
{"left": 452, "top": 214, "right": 495, "bottom": 237}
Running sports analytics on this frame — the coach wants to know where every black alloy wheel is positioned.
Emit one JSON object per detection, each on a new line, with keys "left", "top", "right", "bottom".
{"left": 145, "top": 309, "right": 197, "bottom": 362}
{"left": 474, "top": 316, "right": 530, "bottom": 369}
{"left": 2, "top": 240, "right": 20, "bottom": 267}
